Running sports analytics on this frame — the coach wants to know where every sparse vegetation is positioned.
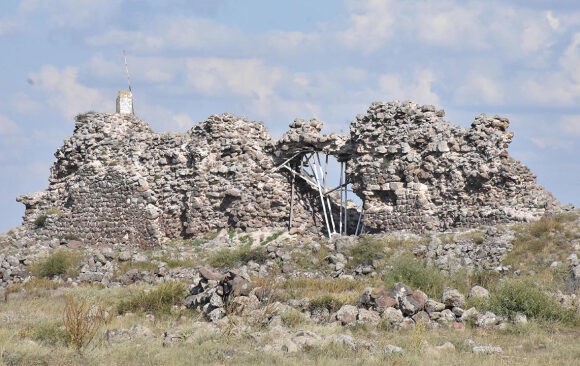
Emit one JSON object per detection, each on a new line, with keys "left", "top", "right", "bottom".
{"left": 261, "top": 231, "right": 283, "bottom": 245}
{"left": 1, "top": 211, "right": 579, "bottom": 365}
{"left": 34, "top": 214, "right": 47, "bottom": 228}
{"left": 347, "top": 236, "right": 386, "bottom": 268}
{"left": 31, "top": 250, "right": 81, "bottom": 279}
{"left": 383, "top": 255, "right": 446, "bottom": 299}
{"left": 309, "top": 295, "right": 345, "bottom": 313}
{"left": 117, "top": 281, "right": 186, "bottom": 315}
{"left": 63, "top": 295, "right": 108, "bottom": 353}
{"left": 487, "top": 278, "right": 578, "bottom": 325}
{"left": 207, "top": 244, "right": 268, "bottom": 268}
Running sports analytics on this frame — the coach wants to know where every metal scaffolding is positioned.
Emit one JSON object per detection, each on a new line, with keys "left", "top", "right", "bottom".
{"left": 273, "top": 151, "right": 364, "bottom": 238}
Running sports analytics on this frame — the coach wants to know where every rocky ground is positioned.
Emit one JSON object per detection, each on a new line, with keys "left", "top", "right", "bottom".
{"left": 0, "top": 210, "right": 579, "bottom": 365}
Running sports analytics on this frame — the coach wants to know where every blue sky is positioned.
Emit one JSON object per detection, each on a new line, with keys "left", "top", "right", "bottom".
{"left": 0, "top": 0, "right": 579, "bottom": 232}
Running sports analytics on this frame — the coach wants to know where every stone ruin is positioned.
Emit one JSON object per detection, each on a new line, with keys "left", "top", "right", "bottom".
{"left": 15, "top": 100, "right": 559, "bottom": 247}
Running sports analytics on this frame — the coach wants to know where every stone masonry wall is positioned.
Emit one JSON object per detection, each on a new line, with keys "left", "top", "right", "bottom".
{"left": 348, "top": 101, "right": 559, "bottom": 233}
{"left": 16, "top": 101, "right": 559, "bottom": 246}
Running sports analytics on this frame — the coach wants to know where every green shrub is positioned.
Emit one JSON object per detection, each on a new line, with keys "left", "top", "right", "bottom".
{"left": 280, "top": 308, "right": 308, "bottom": 328}
{"left": 207, "top": 244, "right": 268, "bottom": 269}
{"left": 309, "top": 295, "right": 345, "bottom": 313}
{"left": 348, "top": 236, "right": 386, "bottom": 268}
{"left": 488, "top": 279, "right": 578, "bottom": 325}
{"left": 528, "top": 217, "right": 562, "bottom": 238}
{"left": 117, "top": 281, "right": 187, "bottom": 315}
{"left": 383, "top": 255, "right": 446, "bottom": 299}
{"left": 33, "top": 250, "right": 80, "bottom": 279}
{"left": 262, "top": 231, "right": 283, "bottom": 245}
{"left": 34, "top": 214, "right": 47, "bottom": 228}
{"left": 31, "top": 322, "right": 69, "bottom": 346}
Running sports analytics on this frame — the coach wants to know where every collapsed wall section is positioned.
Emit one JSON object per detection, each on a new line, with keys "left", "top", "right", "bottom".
{"left": 183, "top": 114, "right": 318, "bottom": 235}
{"left": 348, "top": 101, "right": 559, "bottom": 232}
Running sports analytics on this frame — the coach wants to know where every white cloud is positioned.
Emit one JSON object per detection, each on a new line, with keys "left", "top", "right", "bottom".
{"left": 411, "top": 2, "right": 484, "bottom": 48}
{"left": 545, "top": 11, "right": 560, "bottom": 30}
{"left": 88, "top": 54, "right": 178, "bottom": 84}
{"left": 0, "top": 20, "right": 16, "bottom": 37}
{"left": 520, "top": 74, "right": 580, "bottom": 105}
{"left": 337, "top": 0, "right": 396, "bottom": 53}
{"left": 86, "top": 17, "right": 244, "bottom": 53}
{"left": 28, "top": 65, "right": 109, "bottom": 120}
{"left": 560, "top": 115, "right": 580, "bottom": 136}
{"left": 172, "top": 113, "right": 194, "bottom": 129}
{"left": 531, "top": 137, "right": 573, "bottom": 150}
{"left": 0, "top": 115, "right": 19, "bottom": 135}
{"left": 185, "top": 57, "right": 282, "bottom": 100}
{"left": 265, "top": 30, "right": 321, "bottom": 54}
{"left": 378, "top": 69, "right": 440, "bottom": 106}
{"left": 455, "top": 74, "right": 504, "bottom": 105}
{"left": 11, "top": 92, "right": 42, "bottom": 113}
{"left": 19, "top": 0, "right": 120, "bottom": 28}
{"left": 86, "top": 29, "right": 165, "bottom": 50}
{"left": 519, "top": 33, "right": 580, "bottom": 106}
{"left": 560, "top": 33, "right": 580, "bottom": 83}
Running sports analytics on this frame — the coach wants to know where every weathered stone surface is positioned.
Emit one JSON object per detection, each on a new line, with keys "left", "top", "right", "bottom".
{"left": 383, "top": 344, "right": 404, "bottom": 356}
{"left": 382, "top": 307, "right": 404, "bottom": 326}
{"left": 468, "top": 285, "right": 490, "bottom": 300}
{"left": 15, "top": 100, "right": 559, "bottom": 246}
{"left": 442, "top": 288, "right": 466, "bottom": 309}
{"left": 357, "top": 308, "right": 381, "bottom": 325}
{"left": 336, "top": 305, "right": 359, "bottom": 325}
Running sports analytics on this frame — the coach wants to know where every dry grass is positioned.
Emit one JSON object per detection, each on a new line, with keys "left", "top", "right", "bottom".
{"left": 63, "top": 295, "right": 108, "bottom": 353}
{"left": 0, "top": 283, "right": 579, "bottom": 365}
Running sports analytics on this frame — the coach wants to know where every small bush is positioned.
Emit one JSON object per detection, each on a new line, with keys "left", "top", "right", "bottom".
{"left": 281, "top": 277, "right": 365, "bottom": 306}
{"left": 348, "top": 236, "right": 386, "bottom": 268}
{"left": 280, "top": 308, "right": 308, "bottom": 328}
{"left": 207, "top": 244, "right": 268, "bottom": 269}
{"left": 488, "top": 279, "right": 578, "bottom": 325}
{"left": 31, "top": 322, "right": 69, "bottom": 347}
{"left": 32, "top": 250, "right": 80, "bottom": 279}
{"left": 34, "top": 214, "right": 47, "bottom": 228}
{"left": 117, "top": 281, "right": 186, "bottom": 315}
{"left": 309, "top": 295, "right": 345, "bottom": 313}
{"left": 383, "top": 256, "right": 446, "bottom": 299}
{"left": 262, "top": 231, "right": 283, "bottom": 245}
{"left": 63, "top": 295, "right": 108, "bottom": 353}
{"left": 528, "top": 217, "right": 562, "bottom": 238}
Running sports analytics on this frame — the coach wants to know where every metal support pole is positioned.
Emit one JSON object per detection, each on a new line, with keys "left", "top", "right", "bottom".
{"left": 320, "top": 165, "right": 336, "bottom": 234}
{"left": 339, "top": 161, "right": 344, "bottom": 235}
{"left": 309, "top": 157, "right": 332, "bottom": 238}
{"left": 355, "top": 209, "right": 364, "bottom": 236}
{"left": 289, "top": 160, "right": 296, "bottom": 230}
{"left": 343, "top": 162, "right": 348, "bottom": 235}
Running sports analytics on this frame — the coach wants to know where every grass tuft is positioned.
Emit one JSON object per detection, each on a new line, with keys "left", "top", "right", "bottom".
{"left": 31, "top": 250, "right": 81, "bottom": 279}
{"left": 117, "top": 281, "right": 187, "bottom": 315}
{"left": 207, "top": 244, "right": 268, "bottom": 269}
{"left": 383, "top": 255, "right": 446, "bottom": 299}
{"left": 488, "top": 278, "right": 578, "bottom": 325}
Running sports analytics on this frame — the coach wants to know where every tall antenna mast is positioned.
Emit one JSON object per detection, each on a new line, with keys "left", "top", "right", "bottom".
{"left": 123, "top": 50, "right": 132, "bottom": 92}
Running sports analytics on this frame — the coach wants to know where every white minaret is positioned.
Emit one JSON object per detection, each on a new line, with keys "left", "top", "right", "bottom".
{"left": 116, "top": 90, "right": 133, "bottom": 114}
{"left": 116, "top": 51, "right": 134, "bottom": 114}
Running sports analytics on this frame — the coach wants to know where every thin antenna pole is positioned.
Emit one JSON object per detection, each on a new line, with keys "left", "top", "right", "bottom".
{"left": 123, "top": 50, "right": 132, "bottom": 92}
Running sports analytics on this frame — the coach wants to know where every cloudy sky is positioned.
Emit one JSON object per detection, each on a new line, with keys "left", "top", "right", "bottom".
{"left": 0, "top": 0, "right": 579, "bottom": 232}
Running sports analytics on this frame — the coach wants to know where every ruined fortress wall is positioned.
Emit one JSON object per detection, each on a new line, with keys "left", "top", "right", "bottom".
{"left": 16, "top": 101, "right": 559, "bottom": 246}
{"left": 348, "top": 102, "right": 559, "bottom": 233}
{"left": 17, "top": 112, "right": 322, "bottom": 247}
